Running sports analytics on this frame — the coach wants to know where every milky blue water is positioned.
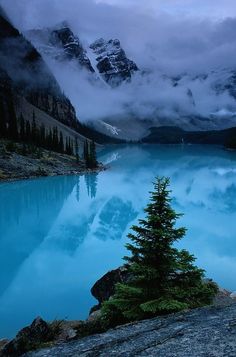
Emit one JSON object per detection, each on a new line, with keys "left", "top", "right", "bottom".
{"left": 1, "top": 144, "right": 236, "bottom": 338}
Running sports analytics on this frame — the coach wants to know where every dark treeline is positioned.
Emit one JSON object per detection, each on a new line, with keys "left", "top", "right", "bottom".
{"left": 0, "top": 94, "right": 74, "bottom": 155}
{"left": 19, "top": 113, "right": 74, "bottom": 155}
{"left": 0, "top": 94, "right": 99, "bottom": 168}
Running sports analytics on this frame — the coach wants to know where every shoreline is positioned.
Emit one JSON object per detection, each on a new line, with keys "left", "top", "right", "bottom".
{"left": 0, "top": 164, "right": 107, "bottom": 185}
{"left": 0, "top": 139, "right": 107, "bottom": 184}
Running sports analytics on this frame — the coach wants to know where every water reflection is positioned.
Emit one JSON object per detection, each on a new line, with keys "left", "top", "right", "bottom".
{"left": 84, "top": 173, "right": 98, "bottom": 199}
{"left": 0, "top": 144, "right": 236, "bottom": 338}
{"left": 0, "top": 176, "right": 78, "bottom": 295}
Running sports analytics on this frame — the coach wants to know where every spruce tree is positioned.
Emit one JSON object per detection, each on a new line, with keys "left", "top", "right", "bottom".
{"left": 75, "top": 137, "right": 79, "bottom": 163}
{"left": 19, "top": 114, "right": 25, "bottom": 141}
{"left": 25, "top": 120, "right": 31, "bottom": 143}
{"left": 83, "top": 140, "right": 89, "bottom": 167}
{"left": 89, "top": 140, "right": 98, "bottom": 168}
{"left": 0, "top": 97, "right": 6, "bottom": 138}
{"left": 40, "top": 124, "right": 46, "bottom": 148}
{"left": 101, "top": 178, "right": 218, "bottom": 327}
{"left": 59, "top": 131, "right": 64, "bottom": 153}
{"left": 7, "top": 96, "right": 18, "bottom": 140}
{"left": 31, "top": 111, "right": 37, "bottom": 143}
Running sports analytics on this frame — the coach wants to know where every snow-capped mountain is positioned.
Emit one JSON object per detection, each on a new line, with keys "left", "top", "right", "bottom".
{"left": 89, "top": 38, "right": 139, "bottom": 86}
{"left": 27, "top": 24, "right": 139, "bottom": 87}
{"left": 28, "top": 23, "right": 95, "bottom": 73}
{"left": 26, "top": 23, "right": 236, "bottom": 140}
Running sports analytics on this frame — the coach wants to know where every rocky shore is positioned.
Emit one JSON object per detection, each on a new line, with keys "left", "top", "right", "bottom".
{"left": 1, "top": 266, "right": 236, "bottom": 357}
{"left": 0, "top": 140, "right": 105, "bottom": 183}
{"left": 24, "top": 302, "right": 236, "bottom": 357}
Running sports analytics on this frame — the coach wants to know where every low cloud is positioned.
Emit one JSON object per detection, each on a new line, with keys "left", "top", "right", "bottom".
{"left": 1, "top": 0, "right": 236, "bottom": 123}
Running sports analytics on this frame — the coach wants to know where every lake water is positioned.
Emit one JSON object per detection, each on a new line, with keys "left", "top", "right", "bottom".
{"left": 1, "top": 144, "right": 236, "bottom": 338}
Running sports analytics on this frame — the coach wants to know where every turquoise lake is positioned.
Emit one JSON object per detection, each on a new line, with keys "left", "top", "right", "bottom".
{"left": 1, "top": 144, "right": 236, "bottom": 338}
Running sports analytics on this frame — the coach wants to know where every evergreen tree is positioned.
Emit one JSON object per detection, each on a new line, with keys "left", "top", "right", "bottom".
{"left": 101, "top": 178, "right": 218, "bottom": 327}
{"left": 89, "top": 140, "right": 98, "bottom": 169}
{"left": 31, "top": 111, "right": 37, "bottom": 143}
{"left": 7, "top": 95, "right": 18, "bottom": 140}
{"left": 52, "top": 126, "right": 59, "bottom": 151}
{"left": 59, "top": 131, "right": 64, "bottom": 153}
{"left": 69, "top": 137, "right": 74, "bottom": 156}
{"left": 25, "top": 120, "right": 31, "bottom": 142}
{"left": 40, "top": 124, "right": 46, "bottom": 147}
{"left": 75, "top": 137, "right": 79, "bottom": 163}
{"left": 0, "top": 97, "right": 7, "bottom": 138}
{"left": 19, "top": 114, "right": 25, "bottom": 141}
{"left": 83, "top": 140, "right": 89, "bottom": 168}
{"left": 47, "top": 129, "right": 53, "bottom": 150}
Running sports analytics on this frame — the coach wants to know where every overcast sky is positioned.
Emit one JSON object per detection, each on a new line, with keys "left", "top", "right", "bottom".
{"left": 1, "top": 0, "right": 236, "bottom": 74}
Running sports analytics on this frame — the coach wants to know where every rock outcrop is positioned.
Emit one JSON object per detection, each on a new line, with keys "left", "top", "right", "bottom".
{"left": 0, "top": 317, "right": 85, "bottom": 357}
{"left": 91, "top": 266, "right": 131, "bottom": 306}
{"left": 1, "top": 317, "right": 53, "bottom": 357}
{"left": 25, "top": 303, "right": 236, "bottom": 357}
{"left": 90, "top": 38, "right": 138, "bottom": 86}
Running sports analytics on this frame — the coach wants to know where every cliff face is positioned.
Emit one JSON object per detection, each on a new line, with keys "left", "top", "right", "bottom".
{"left": 0, "top": 11, "right": 79, "bottom": 132}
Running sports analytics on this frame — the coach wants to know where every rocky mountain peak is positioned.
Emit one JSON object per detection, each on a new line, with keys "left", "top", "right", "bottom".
{"left": 28, "top": 24, "right": 95, "bottom": 73}
{"left": 50, "top": 26, "right": 94, "bottom": 72}
{"left": 90, "top": 37, "right": 139, "bottom": 86}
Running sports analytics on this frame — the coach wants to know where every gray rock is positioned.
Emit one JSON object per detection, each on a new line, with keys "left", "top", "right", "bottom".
{"left": 91, "top": 265, "right": 131, "bottom": 306}
{"left": 1, "top": 317, "right": 52, "bottom": 357}
{"left": 25, "top": 303, "right": 236, "bottom": 356}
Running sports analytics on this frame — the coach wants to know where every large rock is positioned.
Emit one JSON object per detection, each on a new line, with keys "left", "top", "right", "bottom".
{"left": 1, "top": 317, "right": 53, "bottom": 357}
{"left": 91, "top": 265, "right": 131, "bottom": 306}
{"left": 91, "top": 266, "right": 235, "bottom": 312}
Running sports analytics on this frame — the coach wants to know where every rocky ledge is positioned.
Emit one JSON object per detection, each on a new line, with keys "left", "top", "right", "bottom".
{"left": 23, "top": 303, "right": 236, "bottom": 357}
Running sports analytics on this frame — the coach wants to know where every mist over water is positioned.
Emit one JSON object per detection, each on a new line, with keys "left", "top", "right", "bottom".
{"left": 1, "top": 144, "right": 236, "bottom": 338}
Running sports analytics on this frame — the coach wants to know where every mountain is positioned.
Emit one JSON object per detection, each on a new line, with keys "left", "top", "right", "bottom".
{"left": 26, "top": 23, "right": 236, "bottom": 142}
{"left": 28, "top": 23, "right": 95, "bottom": 73}
{"left": 142, "top": 125, "right": 236, "bottom": 146}
{"left": 0, "top": 12, "right": 77, "bottom": 128}
{"left": 27, "top": 24, "right": 139, "bottom": 87}
{"left": 0, "top": 11, "right": 121, "bottom": 146}
{"left": 89, "top": 38, "right": 139, "bottom": 86}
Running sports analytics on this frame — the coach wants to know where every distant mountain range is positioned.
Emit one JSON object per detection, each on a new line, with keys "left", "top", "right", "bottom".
{"left": 27, "top": 23, "right": 138, "bottom": 88}
{"left": 26, "top": 22, "right": 236, "bottom": 141}
{"left": 1, "top": 11, "right": 236, "bottom": 144}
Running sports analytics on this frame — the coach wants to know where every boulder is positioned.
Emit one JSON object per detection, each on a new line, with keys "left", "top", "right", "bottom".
{"left": 1, "top": 317, "right": 53, "bottom": 356}
{"left": 91, "top": 265, "right": 131, "bottom": 306}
